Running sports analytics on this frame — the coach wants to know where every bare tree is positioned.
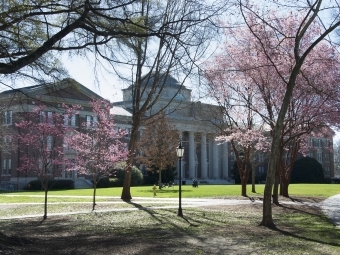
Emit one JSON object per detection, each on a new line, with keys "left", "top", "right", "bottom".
{"left": 102, "top": 0, "right": 226, "bottom": 200}
{"left": 136, "top": 112, "right": 179, "bottom": 189}
{"left": 1, "top": 0, "right": 226, "bottom": 86}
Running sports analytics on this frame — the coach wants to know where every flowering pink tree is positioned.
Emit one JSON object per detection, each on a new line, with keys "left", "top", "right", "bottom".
{"left": 16, "top": 105, "right": 70, "bottom": 220}
{"left": 67, "top": 99, "right": 128, "bottom": 210}
{"left": 205, "top": 1, "right": 340, "bottom": 227}
{"left": 217, "top": 128, "right": 270, "bottom": 196}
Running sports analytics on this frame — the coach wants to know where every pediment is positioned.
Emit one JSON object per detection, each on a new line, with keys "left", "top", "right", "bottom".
{"left": 29, "top": 78, "right": 103, "bottom": 103}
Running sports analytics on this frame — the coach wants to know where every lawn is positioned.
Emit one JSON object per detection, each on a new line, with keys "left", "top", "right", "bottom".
{"left": 1, "top": 184, "right": 340, "bottom": 254}
{"left": 1, "top": 195, "right": 340, "bottom": 254}
{"left": 1, "top": 184, "right": 339, "bottom": 202}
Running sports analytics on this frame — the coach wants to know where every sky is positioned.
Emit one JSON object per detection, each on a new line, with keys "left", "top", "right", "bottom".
{"left": 62, "top": 55, "right": 124, "bottom": 103}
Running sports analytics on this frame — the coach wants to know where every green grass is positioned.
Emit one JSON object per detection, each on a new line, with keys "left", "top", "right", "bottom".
{"left": 1, "top": 183, "right": 339, "bottom": 200}
{"left": 1, "top": 184, "right": 340, "bottom": 254}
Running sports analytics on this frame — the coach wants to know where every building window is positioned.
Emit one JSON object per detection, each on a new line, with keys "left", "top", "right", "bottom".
{"left": 3, "top": 110, "right": 12, "bottom": 125}
{"left": 324, "top": 166, "right": 330, "bottom": 177}
{"left": 258, "top": 166, "right": 264, "bottom": 174}
{"left": 258, "top": 153, "right": 264, "bottom": 162}
{"left": 3, "top": 135, "right": 13, "bottom": 151}
{"left": 317, "top": 139, "right": 322, "bottom": 148}
{"left": 317, "top": 151, "right": 322, "bottom": 162}
{"left": 47, "top": 136, "right": 53, "bottom": 150}
{"left": 64, "top": 114, "right": 77, "bottom": 127}
{"left": 325, "top": 153, "right": 329, "bottom": 162}
{"left": 230, "top": 152, "right": 235, "bottom": 161}
{"left": 86, "top": 115, "right": 91, "bottom": 128}
{"left": 8, "top": 159, "right": 11, "bottom": 174}
{"left": 40, "top": 111, "right": 53, "bottom": 124}
{"left": 93, "top": 116, "right": 98, "bottom": 128}
{"left": 70, "top": 114, "right": 76, "bottom": 126}
{"left": 125, "top": 128, "right": 131, "bottom": 138}
{"left": 65, "top": 170, "right": 73, "bottom": 179}
{"left": 64, "top": 114, "right": 69, "bottom": 126}
{"left": 86, "top": 115, "right": 98, "bottom": 129}
{"left": 2, "top": 158, "right": 11, "bottom": 175}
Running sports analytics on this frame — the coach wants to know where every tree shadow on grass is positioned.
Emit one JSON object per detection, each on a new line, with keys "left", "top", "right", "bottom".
{"left": 271, "top": 225, "right": 340, "bottom": 247}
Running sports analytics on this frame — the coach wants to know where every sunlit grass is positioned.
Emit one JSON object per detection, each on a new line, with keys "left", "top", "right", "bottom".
{"left": 1, "top": 184, "right": 339, "bottom": 203}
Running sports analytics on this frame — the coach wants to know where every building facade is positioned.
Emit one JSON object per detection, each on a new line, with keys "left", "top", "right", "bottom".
{"left": 0, "top": 77, "right": 334, "bottom": 189}
{"left": 0, "top": 78, "right": 104, "bottom": 189}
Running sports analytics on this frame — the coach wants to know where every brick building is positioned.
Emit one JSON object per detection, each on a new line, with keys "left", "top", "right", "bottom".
{"left": 0, "top": 78, "right": 105, "bottom": 189}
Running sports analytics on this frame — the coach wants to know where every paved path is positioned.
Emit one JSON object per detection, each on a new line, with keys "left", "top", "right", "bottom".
{"left": 1, "top": 194, "right": 339, "bottom": 227}
{"left": 321, "top": 194, "right": 340, "bottom": 227}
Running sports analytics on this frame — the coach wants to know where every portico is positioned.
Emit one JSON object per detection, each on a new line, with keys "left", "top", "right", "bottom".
{"left": 176, "top": 130, "right": 230, "bottom": 184}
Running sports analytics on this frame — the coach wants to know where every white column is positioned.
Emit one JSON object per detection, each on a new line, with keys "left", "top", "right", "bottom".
{"left": 212, "top": 138, "right": 219, "bottom": 179}
{"left": 222, "top": 142, "right": 228, "bottom": 178}
{"left": 201, "top": 133, "right": 208, "bottom": 179}
{"left": 189, "top": 131, "right": 195, "bottom": 179}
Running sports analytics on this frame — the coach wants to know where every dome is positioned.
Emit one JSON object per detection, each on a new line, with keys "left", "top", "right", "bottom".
{"left": 127, "top": 73, "right": 185, "bottom": 89}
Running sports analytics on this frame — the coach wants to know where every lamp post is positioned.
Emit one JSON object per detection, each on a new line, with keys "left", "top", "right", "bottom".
{"left": 176, "top": 142, "right": 184, "bottom": 217}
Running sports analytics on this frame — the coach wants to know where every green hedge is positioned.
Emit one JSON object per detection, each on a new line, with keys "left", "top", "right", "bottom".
{"left": 94, "top": 164, "right": 144, "bottom": 188}
{"left": 25, "top": 180, "right": 74, "bottom": 190}
{"left": 291, "top": 157, "right": 324, "bottom": 183}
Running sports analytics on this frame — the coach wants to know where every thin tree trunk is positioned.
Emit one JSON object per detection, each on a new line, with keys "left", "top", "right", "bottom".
{"left": 158, "top": 169, "right": 162, "bottom": 189}
{"left": 44, "top": 188, "right": 48, "bottom": 220}
{"left": 92, "top": 182, "right": 97, "bottom": 211}
{"left": 251, "top": 157, "right": 256, "bottom": 193}
{"left": 42, "top": 176, "right": 48, "bottom": 220}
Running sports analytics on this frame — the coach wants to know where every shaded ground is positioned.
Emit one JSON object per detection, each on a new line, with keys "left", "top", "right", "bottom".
{"left": 1, "top": 196, "right": 339, "bottom": 255}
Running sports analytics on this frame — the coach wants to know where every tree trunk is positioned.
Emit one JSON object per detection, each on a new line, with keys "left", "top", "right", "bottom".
{"left": 43, "top": 187, "right": 48, "bottom": 220}
{"left": 42, "top": 176, "right": 48, "bottom": 220}
{"left": 92, "top": 182, "right": 97, "bottom": 211}
{"left": 241, "top": 178, "right": 247, "bottom": 197}
{"left": 121, "top": 119, "right": 140, "bottom": 200}
{"left": 280, "top": 140, "right": 299, "bottom": 198}
{"left": 251, "top": 160, "right": 256, "bottom": 193}
{"left": 281, "top": 179, "right": 289, "bottom": 197}
{"left": 272, "top": 166, "right": 280, "bottom": 205}
{"left": 158, "top": 169, "right": 162, "bottom": 189}
{"left": 261, "top": 76, "right": 297, "bottom": 227}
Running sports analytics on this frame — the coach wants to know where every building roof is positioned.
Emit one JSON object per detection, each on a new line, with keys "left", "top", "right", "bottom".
{"left": 110, "top": 106, "right": 132, "bottom": 117}
{"left": 0, "top": 78, "right": 104, "bottom": 103}
{"left": 123, "top": 73, "right": 188, "bottom": 90}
